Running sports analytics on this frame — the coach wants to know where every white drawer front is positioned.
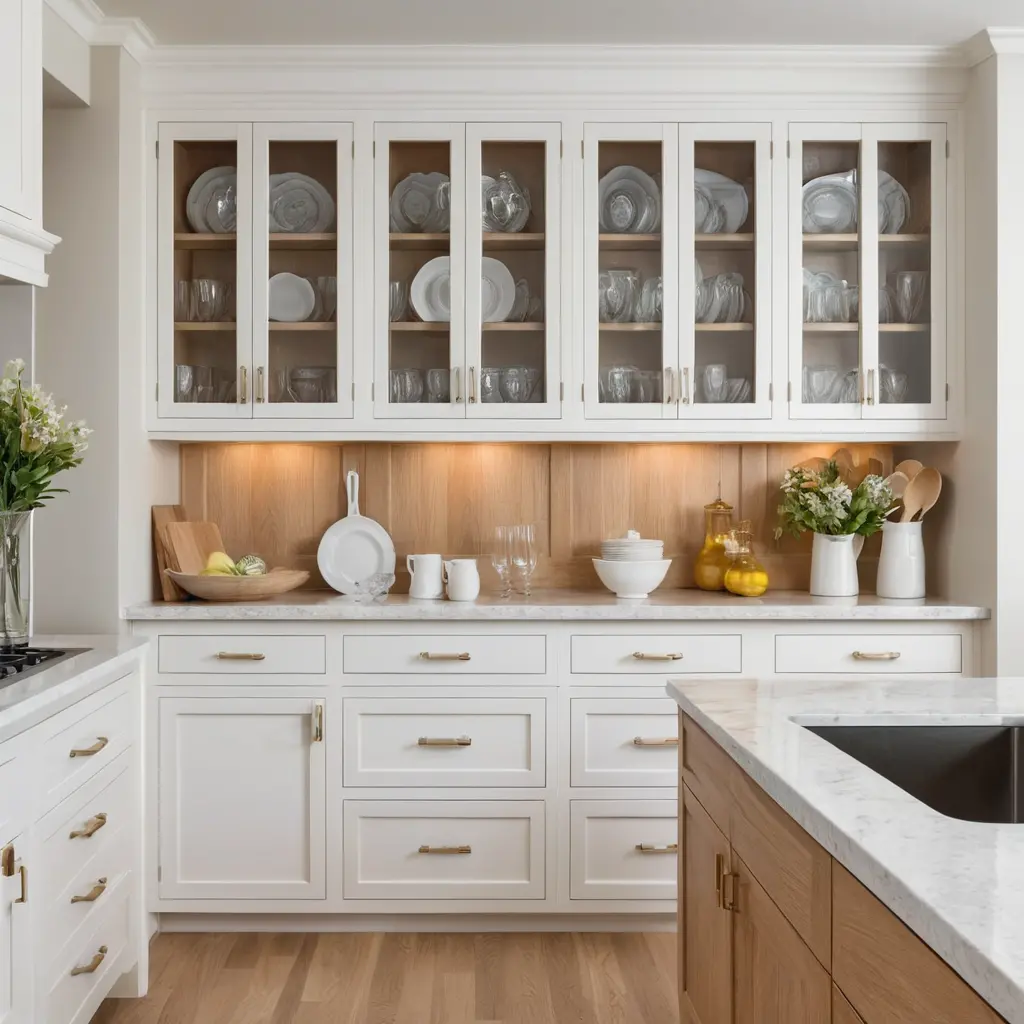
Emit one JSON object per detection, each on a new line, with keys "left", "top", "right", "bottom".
{"left": 775, "top": 633, "right": 963, "bottom": 674}
{"left": 570, "top": 634, "right": 741, "bottom": 675}
{"left": 343, "top": 698, "right": 546, "bottom": 788}
{"left": 157, "top": 634, "right": 326, "bottom": 675}
{"left": 343, "top": 634, "right": 546, "bottom": 676}
{"left": 343, "top": 800, "right": 545, "bottom": 899}
{"left": 570, "top": 698, "right": 678, "bottom": 788}
{"left": 0, "top": 737, "right": 27, "bottom": 845}
{"left": 570, "top": 800, "right": 677, "bottom": 900}
{"left": 40, "top": 683, "right": 133, "bottom": 811}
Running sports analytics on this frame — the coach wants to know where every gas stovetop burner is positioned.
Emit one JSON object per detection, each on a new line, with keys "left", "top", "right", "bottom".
{"left": 0, "top": 646, "right": 89, "bottom": 685}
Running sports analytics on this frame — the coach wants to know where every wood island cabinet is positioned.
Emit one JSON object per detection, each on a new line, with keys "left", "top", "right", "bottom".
{"left": 678, "top": 711, "right": 1008, "bottom": 1024}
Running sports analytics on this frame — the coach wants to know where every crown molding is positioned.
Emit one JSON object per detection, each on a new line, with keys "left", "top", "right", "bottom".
{"left": 43, "top": 0, "right": 155, "bottom": 62}
{"left": 962, "top": 28, "right": 1024, "bottom": 66}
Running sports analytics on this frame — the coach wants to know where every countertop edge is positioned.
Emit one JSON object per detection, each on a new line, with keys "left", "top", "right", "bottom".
{"left": 667, "top": 682, "right": 1024, "bottom": 1023}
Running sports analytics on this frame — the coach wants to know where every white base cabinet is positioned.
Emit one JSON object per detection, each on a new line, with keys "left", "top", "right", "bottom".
{"left": 134, "top": 615, "right": 977, "bottom": 921}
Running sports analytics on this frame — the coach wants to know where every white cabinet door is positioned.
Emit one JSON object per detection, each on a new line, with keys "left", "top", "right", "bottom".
{"left": 0, "top": 0, "right": 39, "bottom": 222}
{"left": 158, "top": 695, "right": 326, "bottom": 900}
{"left": 0, "top": 832, "right": 31, "bottom": 1024}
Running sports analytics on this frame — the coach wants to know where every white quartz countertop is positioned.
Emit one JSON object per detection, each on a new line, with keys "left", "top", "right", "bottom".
{"left": 667, "top": 675, "right": 1024, "bottom": 1023}
{"left": 0, "top": 635, "right": 147, "bottom": 743}
{"left": 123, "top": 589, "right": 989, "bottom": 621}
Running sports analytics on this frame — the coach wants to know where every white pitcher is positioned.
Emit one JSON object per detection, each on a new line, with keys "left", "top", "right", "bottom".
{"left": 444, "top": 558, "right": 481, "bottom": 602}
{"left": 876, "top": 520, "right": 926, "bottom": 599}
{"left": 809, "top": 533, "right": 865, "bottom": 597}
{"left": 407, "top": 553, "right": 444, "bottom": 599}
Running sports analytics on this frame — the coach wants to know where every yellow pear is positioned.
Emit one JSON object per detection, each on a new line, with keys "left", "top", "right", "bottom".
{"left": 205, "top": 551, "right": 237, "bottom": 574}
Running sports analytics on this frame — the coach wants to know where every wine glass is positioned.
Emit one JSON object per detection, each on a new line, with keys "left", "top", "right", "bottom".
{"left": 491, "top": 526, "right": 513, "bottom": 599}
{"left": 510, "top": 524, "right": 538, "bottom": 598}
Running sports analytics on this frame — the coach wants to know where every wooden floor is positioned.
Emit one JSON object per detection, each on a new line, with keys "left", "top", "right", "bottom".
{"left": 91, "top": 931, "right": 679, "bottom": 1024}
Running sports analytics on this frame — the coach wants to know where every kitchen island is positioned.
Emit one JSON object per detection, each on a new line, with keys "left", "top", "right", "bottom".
{"left": 667, "top": 675, "right": 1024, "bottom": 1023}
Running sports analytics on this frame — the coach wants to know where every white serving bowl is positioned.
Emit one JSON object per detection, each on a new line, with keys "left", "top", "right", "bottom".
{"left": 592, "top": 558, "right": 672, "bottom": 599}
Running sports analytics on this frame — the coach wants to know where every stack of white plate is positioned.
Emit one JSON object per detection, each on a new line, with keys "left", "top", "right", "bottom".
{"left": 600, "top": 533, "right": 665, "bottom": 561}
{"left": 593, "top": 531, "right": 670, "bottom": 599}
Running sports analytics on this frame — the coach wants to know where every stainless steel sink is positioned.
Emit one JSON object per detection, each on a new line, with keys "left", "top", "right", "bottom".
{"left": 805, "top": 725, "right": 1024, "bottom": 823}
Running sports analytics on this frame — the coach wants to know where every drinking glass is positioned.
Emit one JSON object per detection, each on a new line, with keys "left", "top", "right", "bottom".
{"left": 480, "top": 367, "right": 503, "bottom": 403}
{"left": 509, "top": 524, "right": 538, "bottom": 598}
{"left": 637, "top": 276, "right": 663, "bottom": 323}
{"left": 599, "top": 366, "right": 634, "bottom": 403}
{"left": 191, "top": 279, "right": 229, "bottom": 322}
{"left": 194, "top": 366, "right": 215, "bottom": 403}
{"left": 425, "top": 368, "right": 450, "bottom": 403}
{"left": 389, "top": 281, "right": 408, "bottom": 322}
{"left": 491, "top": 525, "right": 513, "bottom": 599}
{"left": 174, "top": 364, "right": 196, "bottom": 403}
{"left": 290, "top": 367, "right": 329, "bottom": 403}
{"left": 702, "top": 364, "right": 728, "bottom": 403}
{"left": 524, "top": 368, "right": 542, "bottom": 401}
{"left": 213, "top": 366, "right": 237, "bottom": 403}
{"left": 313, "top": 276, "right": 337, "bottom": 322}
{"left": 174, "top": 281, "right": 192, "bottom": 321}
{"left": 890, "top": 271, "right": 929, "bottom": 324}
{"left": 499, "top": 367, "right": 529, "bottom": 403}
{"left": 598, "top": 269, "right": 640, "bottom": 323}
{"left": 389, "top": 368, "right": 424, "bottom": 404}
{"left": 807, "top": 365, "right": 839, "bottom": 404}
{"left": 631, "top": 369, "right": 662, "bottom": 404}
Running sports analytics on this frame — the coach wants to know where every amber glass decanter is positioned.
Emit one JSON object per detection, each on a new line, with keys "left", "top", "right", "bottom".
{"left": 724, "top": 519, "right": 769, "bottom": 598}
{"left": 694, "top": 499, "right": 734, "bottom": 591}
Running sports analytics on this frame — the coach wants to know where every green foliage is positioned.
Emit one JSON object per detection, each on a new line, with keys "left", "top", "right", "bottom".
{"left": 775, "top": 459, "right": 893, "bottom": 540}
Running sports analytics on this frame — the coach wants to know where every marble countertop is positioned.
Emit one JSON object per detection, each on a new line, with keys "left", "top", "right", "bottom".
{"left": 124, "top": 589, "right": 990, "bottom": 621}
{"left": 0, "top": 635, "right": 147, "bottom": 743}
{"left": 667, "top": 675, "right": 1024, "bottom": 1022}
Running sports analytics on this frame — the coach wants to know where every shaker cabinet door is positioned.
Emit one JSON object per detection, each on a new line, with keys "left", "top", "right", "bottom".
{"left": 0, "top": 0, "right": 38, "bottom": 223}
{"left": 157, "top": 695, "right": 326, "bottom": 900}
{"left": 0, "top": 832, "right": 30, "bottom": 1024}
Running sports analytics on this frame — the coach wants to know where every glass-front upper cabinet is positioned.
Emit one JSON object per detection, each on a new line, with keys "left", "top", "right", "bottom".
{"left": 465, "top": 123, "right": 561, "bottom": 418}
{"left": 789, "top": 122, "right": 946, "bottom": 420}
{"left": 252, "top": 124, "right": 353, "bottom": 418}
{"left": 374, "top": 123, "right": 466, "bottom": 419}
{"left": 157, "top": 123, "right": 252, "bottom": 419}
{"left": 584, "top": 123, "right": 678, "bottom": 420}
{"left": 680, "top": 124, "right": 771, "bottom": 418}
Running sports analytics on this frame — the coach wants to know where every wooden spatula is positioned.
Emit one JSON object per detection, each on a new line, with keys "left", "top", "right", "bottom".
{"left": 901, "top": 468, "right": 942, "bottom": 523}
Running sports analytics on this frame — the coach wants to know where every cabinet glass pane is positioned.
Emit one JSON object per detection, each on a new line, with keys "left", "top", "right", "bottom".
{"left": 801, "top": 141, "right": 861, "bottom": 406}
{"left": 388, "top": 141, "right": 452, "bottom": 406}
{"left": 479, "top": 140, "right": 547, "bottom": 405}
{"left": 264, "top": 140, "right": 338, "bottom": 405}
{"left": 597, "top": 141, "right": 663, "bottom": 405}
{"left": 694, "top": 141, "right": 755, "bottom": 404}
{"left": 172, "top": 140, "right": 239, "bottom": 405}
{"left": 877, "top": 140, "right": 932, "bottom": 406}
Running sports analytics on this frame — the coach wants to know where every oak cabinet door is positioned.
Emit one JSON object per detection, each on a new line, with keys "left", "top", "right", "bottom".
{"left": 833, "top": 985, "right": 866, "bottom": 1024}
{"left": 679, "top": 785, "right": 732, "bottom": 1024}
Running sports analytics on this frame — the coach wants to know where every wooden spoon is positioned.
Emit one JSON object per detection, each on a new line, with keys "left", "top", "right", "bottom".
{"left": 886, "top": 470, "right": 910, "bottom": 500}
{"left": 901, "top": 467, "right": 942, "bottom": 522}
{"left": 894, "top": 458, "right": 924, "bottom": 481}
{"left": 832, "top": 448, "right": 855, "bottom": 475}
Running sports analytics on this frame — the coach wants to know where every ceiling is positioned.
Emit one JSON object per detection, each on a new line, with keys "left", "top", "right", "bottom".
{"left": 92, "top": 0, "right": 1023, "bottom": 47}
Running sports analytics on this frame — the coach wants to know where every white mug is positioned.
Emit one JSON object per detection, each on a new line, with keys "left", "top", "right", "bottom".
{"left": 444, "top": 558, "right": 481, "bottom": 602}
{"left": 407, "top": 553, "right": 443, "bottom": 599}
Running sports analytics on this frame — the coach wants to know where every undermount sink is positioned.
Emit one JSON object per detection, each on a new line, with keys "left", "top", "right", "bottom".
{"left": 805, "top": 725, "right": 1024, "bottom": 823}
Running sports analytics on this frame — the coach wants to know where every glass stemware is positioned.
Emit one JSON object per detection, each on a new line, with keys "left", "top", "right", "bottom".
{"left": 598, "top": 269, "right": 640, "bottom": 323}
{"left": 509, "top": 524, "right": 538, "bottom": 598}
{"left": 491, "top": 525, "right": 513, "bottom": 599}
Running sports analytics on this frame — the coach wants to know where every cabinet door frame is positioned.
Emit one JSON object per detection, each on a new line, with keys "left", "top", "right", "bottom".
{"left": 679, "top": 122, "right": 773, "bottom": 420}
{"left": 861, "top": 121, "right": 947, "bottom": 421}
{"left": 157, "top": 694, "right": 327, "bottom": 900}
{"left": 787, "top": 122, "right": 864, "bottom": 421}
{"left": 252, "top": 122, "right": 354, "bottom": 419}
{"left": 0, "top": 0, "right": 39, "bottom": 223}
{"left": 373, "top": 122, "right": 467, "bottom": 420}
{"left": 465, "top": 121, "right": 562, "bottom": 420}
{"left": 157, "top": 122, "right": 255, "bottom": 421}
{"left": 0, "top": 830, "right": 31, "bottom": 1024}
{"left": 583, "top": 121, "right": 679, "bottom": 421}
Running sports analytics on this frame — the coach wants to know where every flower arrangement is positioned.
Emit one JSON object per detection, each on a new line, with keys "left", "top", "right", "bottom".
{"left": 775, "top": 459, "right": 893, "bottom": 539}
{"left": 0, "top": 359, "right": 90, "bottom": 512}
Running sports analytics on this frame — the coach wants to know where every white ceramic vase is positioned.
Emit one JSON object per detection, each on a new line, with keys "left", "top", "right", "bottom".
{"left": 809, "top": 532, "right": 865, "bottom": 597}
{"left": 876, "top": 520, "right": 925, "bottom": 599}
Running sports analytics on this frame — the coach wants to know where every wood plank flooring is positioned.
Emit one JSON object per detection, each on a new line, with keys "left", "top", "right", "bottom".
{"left": 91, "top": 932, "right": 678, "bottom": 1024}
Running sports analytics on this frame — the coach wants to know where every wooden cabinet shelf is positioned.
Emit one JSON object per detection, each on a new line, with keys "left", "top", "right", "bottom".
{"left": 390, "top": 321, "right": 450, "bottom": 331}
{"left": 174, "top": 322, "right": 236, "bottom": 332}
{"left": 696, "top": 233, "right": 755, "bottom": 250}
{"left": 803, "top": 323, "right": 930, "bottom": 333}
{"left": 268, "top": 322, "right": 336, "bottom": 331}
{"left": 175, "top": 233, "right": 237, "bottom": 249}
{"left": 802, "top": 233, "right": 929, "bottom": 251}
{"left": 598, "top": 323, "right": 662, "bottom": 332}
{"left": 483, "top": 232, "right": 545, "bottom": 251}
{"left": 599, "top": 233, "right": 661, "bottom": 250}
{"left": 389, "top": 233, "right": 450, "bottom": 251}
{"left": 696, "top": 323, "right": 754, "bottom": 332}
{"left": 175, "top": 232, "right": 340, "bottom": 250}
{"left": 483, "top": 322, "right": 545, "bottom": 331}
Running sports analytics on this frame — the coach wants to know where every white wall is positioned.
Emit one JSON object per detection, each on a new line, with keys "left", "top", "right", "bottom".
{"left": 42, "top": 3, "right": 90, "bottom": 107}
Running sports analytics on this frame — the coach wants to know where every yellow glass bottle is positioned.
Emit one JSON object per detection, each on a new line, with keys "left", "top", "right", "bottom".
{"left": 694, "top": 499, "right": 734, "bottom": 592}
{"left": 724, "top": 519, "right": 769, "bottom": 598}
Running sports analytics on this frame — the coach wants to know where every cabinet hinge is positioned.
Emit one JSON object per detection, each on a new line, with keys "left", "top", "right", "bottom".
{"left": 581, "top": 383, "right": 585, "bottom": 402}
{"left": 157, "top": 865, "right": 162, "bottom": 882}
{"left": 787, "top": 381, "right": 793, "bottom": 402}
{"left": 371, "top": 381, "right": 375, "bottom": 401}
{"left": 373, "top": 140, "right": 376, "bottom": 158}
{"left": 351, "top": 381, "right": 356, "bottom": 400}
{"left": 155, "top": 381, "right": 159, "bottom": 401}
{"left": 559, "top": 139, "right": 563, "bottom": 158}
{"left": 945, "top": 139, "right": 950, "bottom": 159}
{"left": 581, "top": 140, "right": 584, "bottom": 159}
{"left": 352, "top": 140, "right": 355, "bottom": 158}
{"left": 559, "top": 381, "right": 564, "bottom": 401}
{"left": 770, "top": 140, "right": 774, "bottom": 159}
{"left": 155, "top": 140, "right": 159, "bottom": 159}
{"left": 768, "top": 382, "right": 774, "bottom": 401}
{"left": 786, "top": 140, "right": 791, "bottom": 158}
{"left": 946, "top": 382, "right": 950, "bottom": 401}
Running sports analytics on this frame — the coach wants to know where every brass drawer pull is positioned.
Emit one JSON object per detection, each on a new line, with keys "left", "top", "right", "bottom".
{"left": 635, "top": 843, "right": 678, "bottom": 854}
{"left": 715, "top": 854, "right": 738, "bottom": 911}
{"left": 632, "top": 652, "right": 683, "bottom": 661}
{"left": 16, "top": 864, "right": 26, "bottom": 904}
{"left": 418, "top": 736, "right": 472, "bottom": 747}
{"left": 1, "top": 844, "right": 13, "bottom": 877}
{"left": 70, "top": 813, "right": 107, "bottom": 840}
{"left": 70, "top": 946, "right": 107, "bottom": 977}
{"left": 71, "top": 878, "right": 108, "bottom": 904}
{"left": 715, "top": 852, "right": 725, "bottom": 908}
{"left": 633, "top": 736, "right": 678, "bottom": 747}
{"left": 312, "top": 704, "right": 324, "bottom": 743}
{"left": 70, "top": 737, "right": 108, "bottom": 759}
{"left": 215, "top": 651, "right": 266, "bottom": 661}
{"left": 852, "top": 651, "right": 902, "bottom": 661}
{"left": 418, "top": 652, "right": 471, "bottom": 661}
{"left": 418, "top": 845, "right": 471, "bottom": 855}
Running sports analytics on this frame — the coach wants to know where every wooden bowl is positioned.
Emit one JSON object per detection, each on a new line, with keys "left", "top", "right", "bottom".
{"left": 165, "top": 568, "right": 310, "bottom": 601}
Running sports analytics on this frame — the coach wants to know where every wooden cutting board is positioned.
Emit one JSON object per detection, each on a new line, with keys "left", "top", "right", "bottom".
{"left": 152, "top": 504, "right": 187, "bottom": 601}
{"left": 163, "top": 521, "right": 227, "bottom": 578}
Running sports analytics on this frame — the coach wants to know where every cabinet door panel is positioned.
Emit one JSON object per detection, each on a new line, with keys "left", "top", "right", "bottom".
{"left": 0, "top": 0, "right": 37, "bottom": 222}
{"left": 833, "top": 985, "right": 866, "bottom": 1024}
{"left": 158, "top": 695, "right": 326, "bottom": 899}
{"left": 0, "top": 831, "right": 30, "bottom": 1024}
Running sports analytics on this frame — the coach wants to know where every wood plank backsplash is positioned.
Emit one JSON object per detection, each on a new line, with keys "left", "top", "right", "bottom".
{"left": 178, "top": 442, "right": 894, "bottom": 594}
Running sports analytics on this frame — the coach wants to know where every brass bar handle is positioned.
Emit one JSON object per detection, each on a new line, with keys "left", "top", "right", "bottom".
{"left": 632, "top": 652, "right": 683, "bottom": 661}
{"left": 70, "top": 737, "right": 108, "bottom": 759}
{"left": 632, "top": 736, "right": 679, "bottom": 747}
{"left": 1, "top": 844, "right": 14, "bottom": 877}
{"left": 723, "top": 870, "right": 739, "bottom": 912}
{"left": 71, "top": 878, "right": 107, "bottom": 904}
{"left": 215, "top": 652, "right": 266, "bottom": 661}
{"left": 635, "top": 843, "right": 678, "bottom": 854}
{"left": 680, "top": 367, "right": 690, "bottom": 404}
{"left": 70, "top": 813, "right": 107, "bottom": 840}
{"left": 453, "top": 366, "right": 463, "bottom": 403}
{"left": 852, "top": 651, "right": 901, "bottom": 661}
{"left": 664, "top": 366, "right": 674, "bottom": 404}
{"left": 312, "top": 703, "right": 324, "bottom": 743}
{"left": 418, "top": 845, "right": 471, "bottom": 855}
{"left": 418, "top": 651, "right": 471, "bottom": 661}
{"left": 715, "top": 852, "right": 725, "bottom": 909}
{"left": 256, "top": 366, "right": 265, "bottom": 403}
{"left": 867, "top": 367, "right": 876, "bottom": 406}
{"left": 239, "top": 365, "right": 248, "bottom": 404}
{"left": 16, "top": 865, "right": 26, "bottom": 904}
{"left": 70, "top": 946, "right": 107, "bottom": 977}
{"left": 418, "top": 736, "right": 472, "bottom": 747}
{"left": 469, "top": 366, "right": 477, "bottom": 404}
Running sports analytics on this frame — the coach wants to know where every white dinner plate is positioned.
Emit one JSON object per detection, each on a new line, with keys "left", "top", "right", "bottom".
{"left": 269, "top": 172, "right": 336, "bottom": 233}
{"left": 390, "top": 172, "right": 450, "bottom": 232}
{"left": 878, "top": 171, "right": 909, "bottom": 234}
{"left": 802, "top": 173, "right": 858, "bottom": 233}
{"left": 268, "top": 272, "right": 316, "bottom": 322}
{"left": 317, "top": 471, "right": 396, "bottom": 595}
{"left": 410, "top": 256, "right": 451, "bottom": 321}
{"left": 694, "top": 168, "right": 748, "bottom": 234}
{"left": 598, "top": 165, "right": 661, "bottom": 233}
{"left": 186, "top": 166, "right": 236, "bottom": 233}
{"left": 481, "top": 256, "right": 516, "bottom": 322}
